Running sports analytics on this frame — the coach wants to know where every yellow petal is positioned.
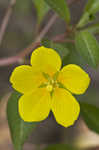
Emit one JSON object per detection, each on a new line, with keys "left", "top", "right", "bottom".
{"left": 51, "top": 88, "right": 80, "bottom": 127}
{"left": 31, "top": 46, "right": 62, "bottom": 76}
{"left": 19, "top": 88, "right": 51, "bottom": 122}
{"left": 10, "top": 65, "right": 45, "bottom": 94}
{"left": 58, "top": 64, "right": 90, "bottom": 94}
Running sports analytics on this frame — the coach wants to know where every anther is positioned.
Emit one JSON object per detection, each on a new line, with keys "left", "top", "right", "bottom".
{"left": 46, "top": 84, "right": 53, "bottom": 92}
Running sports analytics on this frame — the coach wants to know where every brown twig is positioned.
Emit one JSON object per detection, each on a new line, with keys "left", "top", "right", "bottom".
{"left": 0, "top": 0, "right": 80, "bottom": 66}
{"left": 0, "top": 14, "right": 58, "bottom": 66}
{"left": 0, "top": 0, "right": 16, "bottom": 46}
{"left": 52, "top": 33, "right": 67, "bottom": 41}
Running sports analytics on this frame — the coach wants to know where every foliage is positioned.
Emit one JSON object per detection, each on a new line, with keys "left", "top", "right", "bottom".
{"left": 75, "top": 30, "right": 99, "bottom": 68}
{"left": 33, "top": 0, "right": 49, "bottom": 25}
{"left": 7, "top": 91, "right": 37, "bottom": 150}
{"left": 80, "top": 102, "right": 99, "bottom": 134}
{"left": 44, "top": 0, "right": 70, "bottom": 23}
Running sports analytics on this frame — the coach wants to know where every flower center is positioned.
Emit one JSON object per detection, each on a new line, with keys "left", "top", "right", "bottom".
{"left": 46, "top": 84, "right": 53, "bottom": 92}
{"left": 39, "top": 71, "right": 66, "bottom": 94}
{"left": 46, "top": 79, "right": 59, "bottom": 92}
{"left": 39, "top": 72, "right": 66, "bottom": 96}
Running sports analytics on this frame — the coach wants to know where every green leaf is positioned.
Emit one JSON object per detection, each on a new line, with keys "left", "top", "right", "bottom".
{"left": 7, "top": 91, "right": 37, "bottom": 150}
{"left": 85, "top": 0, "right": 99, "bottom": 14}
{"left": 77, "top": 12, "right": 96, "bottom": 28}
{"left": 44, "top": 0, "right": 70, "bottom": 23}
{"left": 77, "top": 0, "right": 99, "bottom": 28}
{"left": 42, "top": 39, "right": 69, "bottom": 60}
{"left": 86, "top": 23, "right": 99, "bottom": 34}
{"left": 33, "top": 0, "right": 49, "bottom": 24}
{"left": 80, "top": 102, "right": 99, "bottom": 134}
{"left": 44, "top": 144, "right": 77, "bottom": 150}
{"left": 77, "top": 86, "right": 99, "bottom": 106}
{"left": 62, "top": 43, "right": 85, "bottom": 67}
{"left": 75, "top": 30, "right": 99, "bottom": 68}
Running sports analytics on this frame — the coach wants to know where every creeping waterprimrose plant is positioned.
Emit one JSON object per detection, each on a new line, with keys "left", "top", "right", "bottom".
{"left": 0, "top": 0, "right": 99, "bottom": 150}
{"left": 10, "top": 46, "right": 90, "bottom": 127}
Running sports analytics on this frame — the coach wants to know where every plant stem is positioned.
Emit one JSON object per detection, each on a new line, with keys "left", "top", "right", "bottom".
{"left": 0, "top": 0, "right": 16, "bottom": 46}
{"left": 0, "top": 0, "right": 80, "bottom": 66}
{"left": 0, "top": 14, "right": 57, "bottom": 66}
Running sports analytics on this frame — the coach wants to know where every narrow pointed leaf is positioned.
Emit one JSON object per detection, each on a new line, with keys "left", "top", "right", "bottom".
{"left": 75, "top": 30, "right": 99, "bottom": 68}
{"left": 86, "top": 23, "right": 99, "bottom": 34}
{"left": 77, "top": 0, "right": 99, "bottom": 28}
{"left": 80, "top": 102, "right": 99, "bottom": 134}
{"left": 33, "top": 0, "right": 49, "bottom": 24}
{"left": 7, "top": 91, "right": 37, "bottom": 150}
{"left": 77, "top": 12, "right": 96, "bottom": 28}
{"left": 85, "top": 0, "right": 99, "bottom": 14}
{"left": 44, "top": 0, "right": 70, "bottom": 23}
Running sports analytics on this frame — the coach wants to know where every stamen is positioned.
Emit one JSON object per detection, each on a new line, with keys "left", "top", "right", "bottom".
{"left": 46, "top": 84, "right": 53, "bottom": 92}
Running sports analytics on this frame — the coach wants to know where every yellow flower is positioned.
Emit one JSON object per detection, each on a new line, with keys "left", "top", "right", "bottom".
{"left": 10, "top": 46, "right": 90, "bottom": 127}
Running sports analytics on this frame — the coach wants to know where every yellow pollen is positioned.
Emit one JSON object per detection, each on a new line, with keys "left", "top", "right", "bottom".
{"left": 51, "top": 79, "right": 54, "bottom": 84}
{"left": 46, "top": 84, "right": 53, "bottom": 92}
